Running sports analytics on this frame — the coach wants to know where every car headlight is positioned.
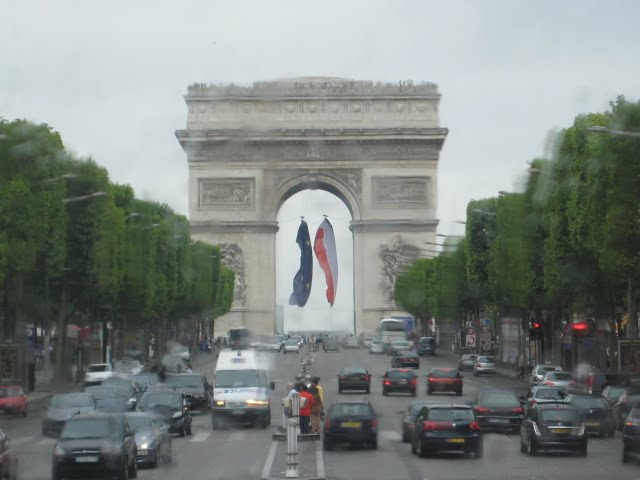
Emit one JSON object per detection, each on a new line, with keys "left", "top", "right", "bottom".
{"left": 54, "top": 445, "right": 65, "bottom": 457}
{"left": 139, "top": 443, "right": 149, "bottom": 450}
{"left": 172, "top": 411, "right": 183, "bottom": 418}
{"left": 215, "top": 400, "right": 225, "bottom": 406}
{"left": 246, "top": 399, "right": 269, "bottom": 406}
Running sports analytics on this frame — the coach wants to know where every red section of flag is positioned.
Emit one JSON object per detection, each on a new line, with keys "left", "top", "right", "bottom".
{"left": 313, "top": 219, "right": 338, "bottom": 306}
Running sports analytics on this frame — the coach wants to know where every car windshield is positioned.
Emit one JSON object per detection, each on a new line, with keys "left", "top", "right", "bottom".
{"left": 331, "top": 404, "right": 371, "bottom": 418}
{"left": 462, "top": 355, "right": 477, "bottom": 360}
{"left": 479, "top": 392, "right": 518, "bottom": 406}
{"left": 166, "top": 375, "right": 202, "bottom": 389}
{"left": 85, "top": 387, "right": 117, "bottom": 400}
{"left": 478, "top": 357, "right": 494, "bottom": 363}
{"left": 125, "top": 416, "right": 154, "bottom": 432}
{"left": 87, "top": 365, "right": 109, "bottom": 372}
{"left": 0, "top": 387, "right": 22, "bottom": 397}
{"left": 342, "top": 368, "right": 367, "bottom": 375}
{"left": 370, "top": 340, "right": 382, "bottom": 345}
{"left": 534, "top": 388, "right": 567, "bottom": 400}
{"left": 540, "top": 409, "right": 579, "bottom": 423}
{"left": 548, "top": 372, "right": 573, "bottom": 380}
{"left": 51, "top": 394, "right": 92, "bottom": 408}
{"left": 215, "top": 370, "right": 258, "bottom": 388}
{"left": 428, "top": 409, "right": 474, "bottom": 421}
{"left": 391, "top": 341, "right": 411, "bottom": 347}
{"left": 539, "top": 366, "right": 561, "bottom": 373}
{"left": 429, "top": 369, "right": 458, "bottom": 378}
{"left": 387, "top": 370, "right": 413, "bottom": 378}
{"left": 60, "top": 418, "right": 116, "bottom": 440}
{"left": 569, "top": 396, "right": 609, "bottom": 409}
{"left": 139, "top": 392, "right": 181, "bottom": 409}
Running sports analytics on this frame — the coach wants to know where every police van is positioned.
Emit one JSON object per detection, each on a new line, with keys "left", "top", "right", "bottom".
{"left": 211, "top": 349, "right": 274, "bottom": 429}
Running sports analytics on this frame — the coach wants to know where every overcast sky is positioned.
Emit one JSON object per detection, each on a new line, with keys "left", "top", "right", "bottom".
{"left": 2, "top": 1, "right": 639, "bottom": 332}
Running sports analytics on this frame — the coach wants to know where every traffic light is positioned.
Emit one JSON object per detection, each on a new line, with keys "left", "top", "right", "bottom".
{"left": 529, "top": 320, "right": 542, "bottom": 337}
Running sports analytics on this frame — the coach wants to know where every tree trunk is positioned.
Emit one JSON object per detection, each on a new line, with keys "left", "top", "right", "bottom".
{"left": 53, "top": 286, "right": 72, "bottom": 383}
{"left": 628, "top": 277, "right": 637, "bottom": 338}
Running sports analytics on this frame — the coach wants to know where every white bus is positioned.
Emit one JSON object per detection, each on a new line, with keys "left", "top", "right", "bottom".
{"left": 378, "top": 318, "right": 408, "bottom": 347}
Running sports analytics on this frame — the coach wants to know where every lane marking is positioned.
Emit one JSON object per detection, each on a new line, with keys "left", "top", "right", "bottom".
{"left": 315, "top": 436, "right": 325, "bottom": 479}
{"left": 261, "top": 440, "right": 278, "bottom": 480}
{"left": 190, "top": 432, "right": 211, "bottom": 442}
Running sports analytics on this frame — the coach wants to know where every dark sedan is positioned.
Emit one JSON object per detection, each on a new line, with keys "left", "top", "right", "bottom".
{"left": 165, "top": 373, "right": 211, "bottom": 411}
{"left": 0, "top": 429, "right": 17, "bottom": 480}
{"left": 427, "top": 368, "right": 463, "bottom": 396}
{"left": 391, "top": 349, "right": 420, "bottom": 369}
{"left": 42, "top": 393, "right": 96, "bottom": 438}
{"left": 612, "top": 386, "right": 640, "bottom": 430}
{"left": 411, "top": 405, "right": 483, "bottom": 458}
{"left": 84, "top": 385, "right": 126, "bottom": 412}
{"left": 402, "top": 401, "right": 433, "bottom": 442}
{"left": 136, "top": 389, "right": 192, "bottom": 437}
{"left": 565, "top": 394, "right": 615, "bottom": 437}
{"left": 323, "top": 400, "right": 377, "bottom": 450}
{"left": 338, "top": 367, "right": 371, "bottom": 394}
{"left": 520, "top": 403, "right": 587, "bottom": 456}
{"left": 382, "top": 369, "right": 417, "bottom": 396}
{"left": 51, "top": 413, "right": 137, "bottom": 480}
{"left": 471, "top": 390, "right": 524, "bottom": 433}
{"left": 622, "top": 406, "right": 640, "bottom": 463}
{"left": 125, "top": 412, "right": 172, "bottom": 468}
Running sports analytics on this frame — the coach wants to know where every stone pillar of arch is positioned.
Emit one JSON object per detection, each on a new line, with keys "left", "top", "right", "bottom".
{"left": 176, "top": 77, "right": 447, "bottom": 336}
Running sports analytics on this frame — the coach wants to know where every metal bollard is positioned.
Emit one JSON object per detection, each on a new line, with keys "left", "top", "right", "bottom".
{"left": 286, "top": 392, "right": 300, "bottom": 478}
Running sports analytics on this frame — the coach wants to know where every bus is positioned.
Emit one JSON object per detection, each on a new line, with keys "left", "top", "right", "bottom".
{"left": 228, "top": 327, "right": 252, "bottom": 349}
{"left": 377, "top": 319, "right": 408, "bottom": 347}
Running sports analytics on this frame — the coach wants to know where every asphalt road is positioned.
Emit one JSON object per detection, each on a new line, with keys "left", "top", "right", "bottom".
{"left": 4, "top": 346, "right": 640, "bottom": 480}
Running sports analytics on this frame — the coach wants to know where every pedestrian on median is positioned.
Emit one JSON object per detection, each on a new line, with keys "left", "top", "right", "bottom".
{"left": 309, "top": 385, "right": 323, "bottom": 434}
{"left": 311, "top": 377, "right": 324, "bottom": 405}
{"left": 298, "top": 383, "right": 314, "bottom": 434}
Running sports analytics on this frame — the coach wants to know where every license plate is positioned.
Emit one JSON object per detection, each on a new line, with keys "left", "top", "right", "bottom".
{"left": 551, "top": 428, "right": 569, "bottom": 434}
{"left": 585, "top": 422, "right": 600, "bottom": 427}
{"left": 233, "top": 409, "right": 245, "bottom": 415}
{"left": 487, "top": 418, "right": 509, "bottom": 423}
{"left": 399, "top": 379, "right": 407, "bottom": 384}
{"left": 76, "top": 456, "right": 99, "bottom": 463}
{"left": 137, "top": 450, "right": 148, "bottom": 456}
{"left": 446, "top": 438, "right": 465, "bottom": 443}
{"left": 341, "top": 421, "right": 361, "bottom": 428}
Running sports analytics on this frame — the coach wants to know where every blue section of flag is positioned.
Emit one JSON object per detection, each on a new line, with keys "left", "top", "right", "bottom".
{"left": 289, "top": 220, "right": 313, "bottom": 307}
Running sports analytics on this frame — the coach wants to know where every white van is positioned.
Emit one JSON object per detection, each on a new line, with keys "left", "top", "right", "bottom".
{"left": 211, "top": 349, "right": 274, "bottom": 429}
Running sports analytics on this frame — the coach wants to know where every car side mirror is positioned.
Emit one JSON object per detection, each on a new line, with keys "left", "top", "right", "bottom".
{"left": 519, "top": 395, "right": 526, "bottom": 402}
{"left": 465, "top": 400, "right": 472, "bottom": 406}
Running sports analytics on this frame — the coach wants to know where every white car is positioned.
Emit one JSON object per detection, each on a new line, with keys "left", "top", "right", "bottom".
{"left": 530, "top": 364, "right": 563, "bottom": 386}
{"left": 84, "top": 363, "right": 114, "bottom": 386}
{"left": 283, "top": 340, "right": 301, "bottom": 354}
{"left": 473, "top": 356, "right": 497, "bottom": 376}
{"left": 368, "top": 340, "right": 385, "bottom": 354}
{"left": 344, "top": 338, "right": 360, "bottom": 349}
{"left": 113, "top": 359, "right": 143, "bottom": 376}
{"left": 389, "top": 340, "right": 412, "bottom": 355}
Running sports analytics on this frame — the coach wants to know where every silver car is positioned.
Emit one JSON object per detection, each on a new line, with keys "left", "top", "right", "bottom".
{"left": 389, "top": 340, "right": 412, "bottom": 355}
{"left": 540, "top": 371, "right": 576, "bottom": 389}
{"left": 283, "top": 340, "right": 300, "bottom": 354}
{"left": 529, "top": 364, "right": 563, "bottom": 386}
{"left": 473, "top": 355, "right": 496, "bottom": 376}
{"left": 458, "top": 354, "right": 478, "bottom": 371}
{"left": 368, "top": 340, "right": 385, "bottom": 354}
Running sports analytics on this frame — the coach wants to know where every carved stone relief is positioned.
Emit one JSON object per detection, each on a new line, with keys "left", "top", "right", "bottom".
{"left": 373, "top": 176, "right": 430, "bottom": 208}
{"left": 268, "top": 168, "right": 362, "bottom": 196}
{"left": 199, "top": 178, "right": 255, "bottom": 209}
{"left": 220, "top": 243, "right": 246, "bottom": 305}
{"left": 379, "top": 235, "right": 422, "bottom": 302}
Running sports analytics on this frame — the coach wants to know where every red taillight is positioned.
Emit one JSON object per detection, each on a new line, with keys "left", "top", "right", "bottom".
{"left": 383, "top": 380, "right": 392, "bottom": 386}
{"left": 410, "top": 378, "right": 417, "bottom": 386}
{"left": 324, "top": 418, "right": 331, "bottom": 430}
{"left": 530, "top": 400, "right": 537, "bottom": 405}
{"left": 543, "top": 381, "right": 553, "bottom": 386}
{"left": 475, "top": 363, "right": 481, "bottom": 367}
{"left": 365, "top": 375, "right": 371, "bottom": 382}
{"left": 470, "top": 421, "right": 482, "bottom": 431}
{"left": 427, "top": 378, "right": 434, "bottom": 383}
{"left": 475, "top": 406, "right": 489, "bottom": 413}
{"left": 421, "top": 421, "right": 437, "bottom": 431}
{"left": 371, "top": 418, "right": 378, "bottom": 429}
{"left": 511, "top": 407, "right": 524, "bottom": 414}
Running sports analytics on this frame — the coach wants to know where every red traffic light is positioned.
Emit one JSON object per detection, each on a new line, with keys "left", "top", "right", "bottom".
{"left": 571, "top": 322, "right": 589, "bottom": 332}
{"left": 533, "top": 322, "right": 541, "bottom": 329}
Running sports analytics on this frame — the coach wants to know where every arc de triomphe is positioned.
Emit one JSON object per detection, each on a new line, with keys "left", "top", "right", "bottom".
{"left": 176, "top": 77, "right": 447, "bottom": 336}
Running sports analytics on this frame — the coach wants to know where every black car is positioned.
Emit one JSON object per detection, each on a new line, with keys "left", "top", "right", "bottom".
{"left": 42, "top": 393, "right": 96, "bottom": 438}
{"left": 411, "top": 405, "right": 482, "bottom": 458}
{"left": 125, "top": 412, "right": 172, "bottom": 468}
{"left": 401, "top": 401, "right": 432, "bottom": 442}
{"left": 136, "top": 388, "right": 192, "bottom": 437}
{"left": 601, "top": 385, "right": 626, "bottom": 406}
{"left": 612, "top": 386, "right": 640, "bottom": 430}
{"left": 323, "top": 400, "right": 377, "bottom": 450}
{"left": 323, "top": 339, "right": 339, "bottom": 352}
{"left": 101, "top": 378, "right": 143, "bottom": 410}
{"left": 165, "top": 373, "right": 211, "bottom": 411}
{"left": 338, "top": 367, "right": 371, "bottom": 394}
{"left": 0, "top": 429, "right": 17, "bottom": 480}
{"left": 85, "top": 385, "right": 127, "bottom": 412}
{"left": 622, "top": 406, "right": 640, "bottom": 463}
{"left": 391, "top": 349, "right": 420, "bottom": 369}
{"left": 52, "top": 413, "right": 138, "bottom": 480}
{"left": 565, "top": 393, "right": 615, "bottom": 437}
{"left": 382, "top": 369, "right": 417, "bottom": 396}
{"left": 130, "top": 374, "right": 158, "bottom": 392}
{"left": 471, "top": 390, "right": 524, "bottom": 433}
{"left": 519, "top": 402, "right": 587, "bottom": 456}
{"left": 417, "top": 337, "right": 437, "bottom": 356}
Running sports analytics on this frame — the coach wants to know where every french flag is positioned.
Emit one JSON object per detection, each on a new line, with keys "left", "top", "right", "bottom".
{"left": 313, "top": 218, "right": 338, "bottom": 306}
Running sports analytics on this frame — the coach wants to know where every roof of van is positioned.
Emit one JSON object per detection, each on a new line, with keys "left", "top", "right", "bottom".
{"left": 215, "top": 349, "right": 261, "bottom": 370}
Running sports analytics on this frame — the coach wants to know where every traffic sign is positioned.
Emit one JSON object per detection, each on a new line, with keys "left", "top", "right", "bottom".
{"left": 481, "top": 332, "right": 491, "bottom": 342}
{"left": 466, "top": 334, "right": 476, "bottom": 347}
